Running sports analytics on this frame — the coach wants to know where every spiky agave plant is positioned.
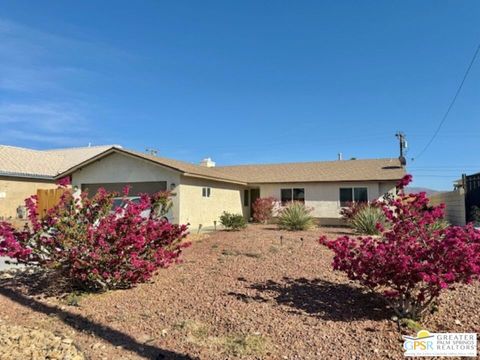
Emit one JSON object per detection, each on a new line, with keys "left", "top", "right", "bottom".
{"left": 278, "top": 202, "right": 315, "bottom": 231}
{"left": 350, "top": 205, "right": 386, "bottom": 235}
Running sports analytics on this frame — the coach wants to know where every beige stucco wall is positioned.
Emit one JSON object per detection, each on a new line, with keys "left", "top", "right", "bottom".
{"left": 257, "top": 181, "right": 397, "bottom": 219}
{"left": 379, "top": 181, "right": 398, "bottom": 195}
{"left": 178, "top": 175, "right": 247, "bottom": 229}
{"left": 71, "top": 152, "right": 182, "bottom": 223}
{"left": 0, "top": 177, "right": 56, "bottom": 219}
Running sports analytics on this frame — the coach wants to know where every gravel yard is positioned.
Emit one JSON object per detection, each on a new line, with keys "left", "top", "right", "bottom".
{"left": 0, "top": 224, "right": 479, "bottom": 359}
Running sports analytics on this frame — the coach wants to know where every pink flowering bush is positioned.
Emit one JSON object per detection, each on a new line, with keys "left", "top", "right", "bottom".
{"left": 320, "top": 174, "right": 480, "bottom": 319}
{"left": 252, "top": 197, "right": 277, "bottom": 223}
{"left": 0, "top": 187, "right": 189, "bottom": 291}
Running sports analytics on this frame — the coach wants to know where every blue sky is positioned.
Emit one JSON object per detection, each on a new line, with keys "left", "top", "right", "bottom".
{"left": 0, "top": 1, "right": 478, "bottom": 190}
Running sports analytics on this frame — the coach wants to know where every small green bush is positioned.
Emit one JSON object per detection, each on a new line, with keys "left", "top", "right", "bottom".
{"left": 278, "top": 202, "right": 315, "bottom": 231}
{"left": 220, "top": 212, "right": 247, "bottom": 231}
{"left": 350, "top": 205, "right": 385, "bottom": 235}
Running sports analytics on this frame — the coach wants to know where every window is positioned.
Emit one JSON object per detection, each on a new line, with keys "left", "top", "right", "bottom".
{"left": 339, "top": 188, "right": 353, "bottom": 207}
{"left": 293, "top": 188, "right": 305, "bottom": 203}
{"left": 281, "top": 188, "right": 305, "bottom": 205}
{"left": 281, "top": 189, "right": 292, "bottom": 204}
{"left": 202, "top": 187, "right": 211, "bottom": 197}
{"left": 354, "top": 187, "right": 368, "bottom": 202}
{"left": 339, "top": 187, "right": 368, "bottom": 206}
{"left": 243, "top": 189, "right": 249, "bottom": 207}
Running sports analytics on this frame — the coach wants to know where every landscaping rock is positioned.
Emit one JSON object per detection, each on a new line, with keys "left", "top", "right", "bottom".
{"left": 0, "top": 323, "right": 84, "bottom": 360}
{"left": 0, "top": 225, "right": 478, "bottom": 359}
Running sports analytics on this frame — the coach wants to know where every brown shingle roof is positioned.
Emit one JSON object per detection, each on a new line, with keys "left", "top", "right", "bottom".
{"left": 114, "top": 148, "right": 249, "bottom": 184}
{"left": 0, "top": 145, "right": 118, "bottom": 178}
{"left": 57, "top": 147, "right": 405, "bottom": 185}
{"left": 214, "top": 158, "right": 405, "bottom": 183}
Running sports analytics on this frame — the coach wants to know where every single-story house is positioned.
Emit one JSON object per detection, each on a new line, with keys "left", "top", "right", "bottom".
{"left": 55, "top": 146, "right": 406, "bottom": 228}
{"left": 0, "top": 145, "right": 117, "bottom": 219}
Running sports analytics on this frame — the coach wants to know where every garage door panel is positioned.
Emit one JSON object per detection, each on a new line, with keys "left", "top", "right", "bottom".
{"left": 81, "top": 181, "right": 167, "bottom": 196}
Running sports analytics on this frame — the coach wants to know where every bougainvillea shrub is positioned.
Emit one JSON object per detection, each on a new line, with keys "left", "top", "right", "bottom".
{"left": 320, "top": 175, "right": 480, "bottom": 320}
{"left": 0, "top": 187, "right": 189, "bottom": 291}
{"left": 252, "top": 197, "right": 278, "bottom": 223}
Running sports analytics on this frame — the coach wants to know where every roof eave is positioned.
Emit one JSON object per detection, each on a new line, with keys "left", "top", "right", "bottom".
{"left": 183, "top": 172, "right": 248, "bottom": 185}
{"left": 0, "top": 171, "right": 55, "bottom": 180}
{"left": 247, "top": 177, "right": 404, "bottom": 185}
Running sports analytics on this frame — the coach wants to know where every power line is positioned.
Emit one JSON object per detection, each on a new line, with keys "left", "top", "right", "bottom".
{"left": 413, "top": 41, "right": 480, "bottom": 160}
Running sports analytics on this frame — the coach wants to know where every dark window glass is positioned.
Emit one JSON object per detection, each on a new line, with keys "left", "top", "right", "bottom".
{"left": 354, "top": 187, "right": 368, "bottom": 202}
{"left": 293, "top": 188, "right": 305, "bottom": 203}
{"left": 243, "top": 189, "right": 249, "bottom": 207}
{"left": 202, "top": 187, "right": 211, "bottom": 197}
{"left": 339, "top": 188, "right": 353, "bottom": 207}
{"left": 281, "top": 188, "right": 292, "bottom": 205}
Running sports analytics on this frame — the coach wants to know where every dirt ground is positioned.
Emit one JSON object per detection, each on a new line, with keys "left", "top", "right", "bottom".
{"left": 0, "top": 224, "right": 479, "bottom": 359}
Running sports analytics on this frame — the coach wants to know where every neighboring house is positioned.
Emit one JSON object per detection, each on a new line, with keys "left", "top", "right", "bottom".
{"left": 0, "top": 145, "right": 118, "bottom": 219}
{"left": 55, "top": 146, "right": 405, "bottom": 228}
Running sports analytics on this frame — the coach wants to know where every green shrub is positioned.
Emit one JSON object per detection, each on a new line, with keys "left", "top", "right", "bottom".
{"left": 350, "top": 205, "right": 385, "bottom": 235}
{"left": 428, "top": 219, "right": 450, "bottom": 232}
{"left": 219, "top": 212, "right": 247, "bottom": 231}
{"left": 277, "top": 202, "right": 315, "bottom": 231}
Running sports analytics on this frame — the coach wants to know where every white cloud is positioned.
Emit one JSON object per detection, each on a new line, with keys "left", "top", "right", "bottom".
{"left": 0, "top": 18, "right": 125, "bottom": 147}
{"left": 0, "top": 101, "right": 93, "bottom": 146}
{"left": 0, "top": 18, "right": 129, "bottom": 64}
{"left": 0, "top": 129, "right": 91, "bottom": 147}
{"left": 0, "top": 102, "right": 87, "bottom": 131}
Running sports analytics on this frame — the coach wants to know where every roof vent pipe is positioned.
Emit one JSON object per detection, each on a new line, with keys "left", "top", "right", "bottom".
{"left": 337, "top": 152, "right": 343, "bottom": 161}
{"left": 200, "top": 157, "right": 216, "bottom": 167}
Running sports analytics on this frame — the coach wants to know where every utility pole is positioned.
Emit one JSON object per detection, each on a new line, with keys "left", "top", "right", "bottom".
{"left": 395, "top": 132, "right": 407, "bottom": 166}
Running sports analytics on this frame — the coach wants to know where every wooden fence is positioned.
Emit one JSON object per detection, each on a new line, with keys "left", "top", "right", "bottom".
{"left": 37, "top": 188, "right": 65, "bottom": 218}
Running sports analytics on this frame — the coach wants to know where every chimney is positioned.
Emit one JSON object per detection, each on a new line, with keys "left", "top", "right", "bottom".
{"left": 337, "top": 152, "right": 343, "bottom": 161}
{"left": 200, "top": 157, "right": 216, "bottom": 167}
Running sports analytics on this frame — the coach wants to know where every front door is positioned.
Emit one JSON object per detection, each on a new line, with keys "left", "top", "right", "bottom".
{"left": 250, "top": 188, "right": 260, "bottom": 219}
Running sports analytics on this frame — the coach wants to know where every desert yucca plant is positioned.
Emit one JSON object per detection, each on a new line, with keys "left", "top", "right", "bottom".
{"left": 278, "top": 202, "right": 315, "bottom": 231}
{"left": 350, "top": 205, "right": 385, "bottom": 235}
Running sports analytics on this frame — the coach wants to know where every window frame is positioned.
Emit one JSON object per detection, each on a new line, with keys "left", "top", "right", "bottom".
{"left": 339, "top": 187, "right": 368, "bottom": 207}
{"left": 293, "top": 188, "right": 305, "bottom": 203}
{"left": 354, "top": 187, "right": 368, "bottom": 203}
{"left": 202, "top": 187, "right": 211, "bottom": 198}
{"left": 281, "top": 188, "right": 292, "bottom": 205}
{"left": 339, "top": 188, "right": 353, "bottom": 207}
{"left": 280, "top": 187, "right": 305, "bottom": 205}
